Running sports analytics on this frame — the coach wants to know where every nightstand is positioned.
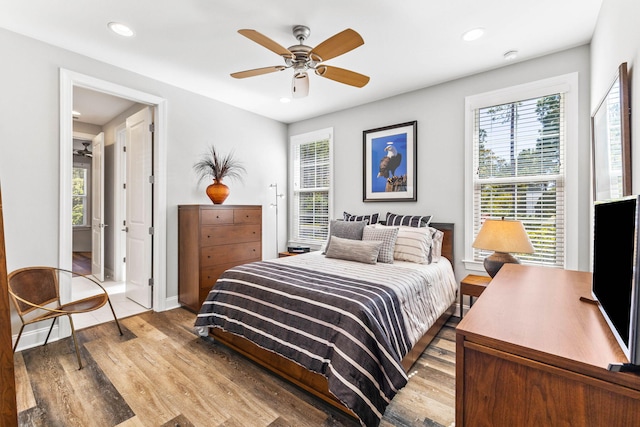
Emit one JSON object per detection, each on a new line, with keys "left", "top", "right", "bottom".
{"left": 278, "top": 252, "right": 298, "bottom": 258}
{"left": 459, "top": 274, "right": 491, "bottom": 318}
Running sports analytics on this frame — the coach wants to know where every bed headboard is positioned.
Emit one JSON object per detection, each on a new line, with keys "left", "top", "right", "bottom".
{"left": 430, "top": 222, "right": 454, "bottom": 268}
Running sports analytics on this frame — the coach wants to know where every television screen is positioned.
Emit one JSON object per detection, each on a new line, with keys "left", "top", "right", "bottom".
{"left": 592, "top": 196, "right": 640, "bottom": 365}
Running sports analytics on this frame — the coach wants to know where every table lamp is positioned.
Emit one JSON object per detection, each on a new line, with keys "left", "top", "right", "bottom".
{"left": 472, "top": 218, "right": 534, "bottom": 277}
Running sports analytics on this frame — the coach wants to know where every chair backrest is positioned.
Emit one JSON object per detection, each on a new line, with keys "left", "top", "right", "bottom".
{"left": 7, "top": 267, "right": 60, "bottom": 316}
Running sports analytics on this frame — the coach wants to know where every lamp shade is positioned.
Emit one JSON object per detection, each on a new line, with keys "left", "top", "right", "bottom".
{"left": 472, "top": 219, "right": 534, "bottom": 254}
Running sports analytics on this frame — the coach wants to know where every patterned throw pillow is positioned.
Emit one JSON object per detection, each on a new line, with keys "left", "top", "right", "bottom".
{"left": 325, "top": 236, "right": 383, "bottom": 264}
{"left": 385, "top": 212, "right": 432, "bottom": 228}
{"left": 323, "top": 219, "right": 367, "bottom": 254}
{"left": 362, "top": 225, "right": 399, "bottom": 263}
{"left": 343, "top": 211, "right": 380, "bottom": 225}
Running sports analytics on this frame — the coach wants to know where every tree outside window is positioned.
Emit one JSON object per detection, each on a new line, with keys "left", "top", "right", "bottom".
{"left": 474, "top": 93, "right": 564, "bottom": 267}
{"left": 72, "top": 166, "right": 89, "bottom": 226}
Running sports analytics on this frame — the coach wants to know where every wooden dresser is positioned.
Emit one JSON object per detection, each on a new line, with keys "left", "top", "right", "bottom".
{"left": 178, "top": 205, "right": 262, "bottom": 312}
{"left": 456, "top": 264, "right": 640, "bottom": 426}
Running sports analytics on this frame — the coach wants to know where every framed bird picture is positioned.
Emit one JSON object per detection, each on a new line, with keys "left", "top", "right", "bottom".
{"left": 363, "top": 121, "right": 417, "bottom": 202}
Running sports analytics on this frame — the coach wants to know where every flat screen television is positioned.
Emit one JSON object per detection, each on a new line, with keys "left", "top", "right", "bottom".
{"left": 592, "top": 195, "right": 640, "bottom": 366}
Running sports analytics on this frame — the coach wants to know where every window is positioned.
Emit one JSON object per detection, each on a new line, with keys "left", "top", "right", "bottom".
{"left": 72, "top": 165, "right": 90, "bottom": 226}
{"left": 289, "top": 128, "right": 333, "bottom": 246}
{"left": 465, "top": 74, "right": 579, "bottom": 270}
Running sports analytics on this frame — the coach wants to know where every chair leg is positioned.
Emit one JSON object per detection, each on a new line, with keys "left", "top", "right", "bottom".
{"left": 106, "top": 297, "right": 123, "bottom": 336}
{"left": 44, "top": 318, "right": 57, "bottom": 345}
{"left": 13, "top": 324, "right": 25, "bottom": 353}
{"left": 67, "top": 315, "right": 83, "bottom": 370}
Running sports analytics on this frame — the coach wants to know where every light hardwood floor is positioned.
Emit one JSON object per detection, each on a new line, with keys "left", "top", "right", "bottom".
{"left": 15, "top": 308, "right": 456, "bottom": 427}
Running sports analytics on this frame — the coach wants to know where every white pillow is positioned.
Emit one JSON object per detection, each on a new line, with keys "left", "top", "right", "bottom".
{"left": 429, "top": 227, "right": 444, "bottom": 263}
{"left": 393, "top": 226, "right": 433, "bottom": 264}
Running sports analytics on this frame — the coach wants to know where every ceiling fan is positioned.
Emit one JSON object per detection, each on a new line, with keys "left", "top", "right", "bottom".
{"left": 231, "top": 25, "right": 370, "bottom": 98}
{"left": 74, "top": 141, "right": 92, "bottom": 158}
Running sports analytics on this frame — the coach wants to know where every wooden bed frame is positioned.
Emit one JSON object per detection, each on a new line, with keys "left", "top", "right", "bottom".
{"left": 210, "top": 222, "right": 456, "bottom": 418}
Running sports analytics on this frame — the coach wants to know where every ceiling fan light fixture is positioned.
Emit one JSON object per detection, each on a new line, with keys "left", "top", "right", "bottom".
{"left": 108, "top": 22, "right": 135, "bottom": 37}
{"left": 292, "top": 72, "right": 309, "bottom": 98}
{"left": 462, "top": 27, "right": 485, "bottom": 42}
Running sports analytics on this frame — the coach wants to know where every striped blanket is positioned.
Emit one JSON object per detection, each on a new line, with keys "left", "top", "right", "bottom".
{"left": 195, "top": 255, "right": 456, "bottom": 426}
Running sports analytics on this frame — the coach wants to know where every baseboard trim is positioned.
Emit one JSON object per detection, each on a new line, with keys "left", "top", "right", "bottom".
{"left": 163, "top": 296, "right": 180, "bottom": 311}
{"left": 13, "top": 322, "right": 67, "bottom": 353}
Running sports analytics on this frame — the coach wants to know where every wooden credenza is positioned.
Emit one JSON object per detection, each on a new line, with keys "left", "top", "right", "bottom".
{"left": 456, "top": 264, "right": 640, "bottom": 426}
{"left": 0, "top": 186, "right": 18, "bottom": 425}
{"left": 178, "top": 205, "right": 262, "bottom": 312}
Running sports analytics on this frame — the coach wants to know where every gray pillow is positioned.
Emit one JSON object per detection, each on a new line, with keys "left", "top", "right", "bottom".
{"left": 362, "top": 225, "right": 399, "bottom": 263}
{"left": 323, "top": 219, "right": 367, "bottom": 254}
{"left": 325, "top": 236, "right": 383, "bottom": 264}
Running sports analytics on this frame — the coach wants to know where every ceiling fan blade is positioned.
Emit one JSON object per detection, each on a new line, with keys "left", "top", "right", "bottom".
{"left": 315, "top": 65, "right": 370, "bottom": 88}
{"left": 231, "top": 66, "right": 286, "bottom": 79}
{"left": 309, "top": 29, "right": 364, "bottom": 62}
{"left": 238, "top": 29, "right": 295, "bottom": 59}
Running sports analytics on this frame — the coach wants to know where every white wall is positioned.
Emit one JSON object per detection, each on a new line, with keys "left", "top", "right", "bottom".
{"left": 591, "top": 0, "right": 640, "bottom": 193}
{"left": 289, "top": 45, "right": 593, "bottom": 278}
{"left": 0, "top": 28, "right": 288, "bottom": 313}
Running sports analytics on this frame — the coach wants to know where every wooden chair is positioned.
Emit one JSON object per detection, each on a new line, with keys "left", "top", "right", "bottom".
{"left": 7, "top": 267, "right": 123, "bottom": 369}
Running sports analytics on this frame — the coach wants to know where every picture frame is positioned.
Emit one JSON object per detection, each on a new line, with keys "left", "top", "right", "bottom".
{"left": 363, "top": 121, "right": 417, "bottom": 202}
{"left": 591, "top": 62, "right": 631, "bottom": 201}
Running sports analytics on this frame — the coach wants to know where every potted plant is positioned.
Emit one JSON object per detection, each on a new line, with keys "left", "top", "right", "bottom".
{"left": 193, "top": 145, "right": 246, "bottom": 204}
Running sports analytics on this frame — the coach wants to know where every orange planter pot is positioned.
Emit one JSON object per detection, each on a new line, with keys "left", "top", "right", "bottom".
{"left": 206, "top": 180, "right": 230, "bottom": 204}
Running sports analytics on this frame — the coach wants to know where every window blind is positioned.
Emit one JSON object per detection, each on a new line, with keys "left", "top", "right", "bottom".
{"left": 473, "top": 93, "right": 565, "bottom": 267}
{"left": 292, "top": 136, "right": 331, "bottom": 244}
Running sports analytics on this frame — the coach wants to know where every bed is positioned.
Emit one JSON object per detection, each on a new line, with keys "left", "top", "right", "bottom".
{"left": 195, "top": 222, "right": 457, "bottom": 427}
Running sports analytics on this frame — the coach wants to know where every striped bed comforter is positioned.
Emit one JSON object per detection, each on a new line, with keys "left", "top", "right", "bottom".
{"left": 195, "top": 253, "right": 457, "bottom": 427}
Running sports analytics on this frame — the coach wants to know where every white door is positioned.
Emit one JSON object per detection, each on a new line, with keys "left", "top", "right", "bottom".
{"left": 91, "top": 132, "right": 105, "bottom": 281}
{"left": 125, "top": 107, "right": 153, "bottom": 308}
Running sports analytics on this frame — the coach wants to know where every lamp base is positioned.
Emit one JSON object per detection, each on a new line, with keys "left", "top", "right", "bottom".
{"left": 484, "top": 252, "right": 520, "bottom": 278}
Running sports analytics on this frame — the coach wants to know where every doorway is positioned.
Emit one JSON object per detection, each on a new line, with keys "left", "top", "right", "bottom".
{"left": 59, "top": 70, "right": 168, "bottom": 334}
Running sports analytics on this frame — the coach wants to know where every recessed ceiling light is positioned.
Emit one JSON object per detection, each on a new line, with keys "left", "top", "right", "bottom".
{"left": 462, "top": 27, "right": 485, "bottom": 42}
{"left": 108, "top": 22, "right": 135, "bottom": 37}
{"left": 504, "top": 50, "right": 519, "bottom": 61}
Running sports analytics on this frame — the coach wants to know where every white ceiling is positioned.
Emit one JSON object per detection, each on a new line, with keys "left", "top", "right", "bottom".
{"left": 0, "top": 0, "right": 602, "bottom": 124}
{"left": 73, "top": 87, "right": 137, "bottom": 126}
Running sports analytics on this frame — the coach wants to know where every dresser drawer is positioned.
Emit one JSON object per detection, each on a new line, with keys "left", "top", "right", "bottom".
{"left": 201, "top": 209, "right": 234, "bottom": 225}
{"left": 234, "top": 208, "right": 261, "bottom": 224}
{"left": 200, "top": 224, "right": 261, "bottom": 246}
{"left": 200, "top": 241, "right": 261, "bottom": 266}
{"left": 200, "top": 261, "right": 250, "bottom": 289}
